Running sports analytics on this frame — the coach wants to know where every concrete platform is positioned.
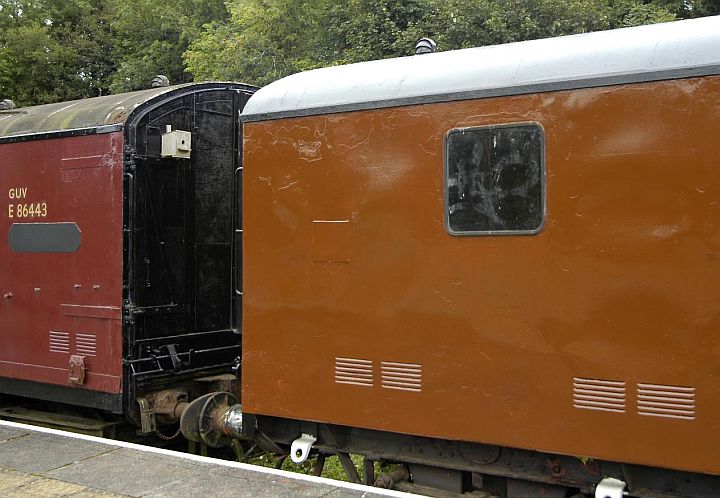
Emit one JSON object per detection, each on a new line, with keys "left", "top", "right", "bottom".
{"left": 0, "top": 421, "right": 420, "bottom": 498}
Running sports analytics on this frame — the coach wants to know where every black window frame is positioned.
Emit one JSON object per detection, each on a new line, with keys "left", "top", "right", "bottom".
{"left": 444, "top": 121, "right": 546, "bottom": 236}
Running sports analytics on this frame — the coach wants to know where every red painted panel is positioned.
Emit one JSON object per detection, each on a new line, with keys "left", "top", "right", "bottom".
{"left": 0, "top": 132, "right": 124, "bottom": 393}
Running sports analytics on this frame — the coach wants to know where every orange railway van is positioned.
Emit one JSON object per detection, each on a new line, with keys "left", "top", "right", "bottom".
{"left": 239, "top": 15, "right": 720, "bottom": 497}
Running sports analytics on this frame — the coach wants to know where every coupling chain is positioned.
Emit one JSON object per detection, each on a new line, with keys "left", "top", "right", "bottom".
{"left": 155, "top": 426, "right": 182, "bottom": 441}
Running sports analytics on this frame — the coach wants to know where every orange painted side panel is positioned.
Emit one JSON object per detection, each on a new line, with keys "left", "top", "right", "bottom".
{"left": 242, "top": 77, "right": 720, "bottom": 475}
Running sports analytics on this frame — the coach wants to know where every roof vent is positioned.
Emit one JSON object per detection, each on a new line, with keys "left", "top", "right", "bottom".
{"left": 151, "top": 75, "right": 170, "bottom": 88}
{"left": 415, "top": 38, "right": 437, "bottom": 55}
{"left": 0, "top": 99, "right": 16, "bottom": 110}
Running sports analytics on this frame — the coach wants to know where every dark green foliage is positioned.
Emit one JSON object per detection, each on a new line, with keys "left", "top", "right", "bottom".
{"left": 0, "top": 0, "right": 717, "bottom": 106}
{"left": 184, "top": 0, "right": 683, "bottom": 86}
{"left": 107, "top": 0, "right": 228, "bottom": 93}
{"left": 0, "top": 0, "right": 227, "bottom": 104}
{"left": 0, "top": 0, "right": 113, "bottom": 106}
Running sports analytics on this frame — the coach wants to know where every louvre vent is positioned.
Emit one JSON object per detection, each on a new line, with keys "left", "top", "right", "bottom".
{"left": 75, "top": 333, "right": 97, "bottom": 357}
{"left": 637, "top": 383, "right": 695, "bottom": 420}
{"left": 381, "top": 361, "right": 422, "bottom": 392}
{"left": 573, "top": 377, "right": 626, "bottom": 413}
{"left": 334, "top": 357, "right": 373, "bottom": 387}
{"left": 49, "top": 331, "right": 70, "bottom": 353}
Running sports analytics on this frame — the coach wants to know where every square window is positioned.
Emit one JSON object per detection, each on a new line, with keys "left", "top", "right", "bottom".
{"left": 445, "top": 123, "right": 545, "bottom": 235}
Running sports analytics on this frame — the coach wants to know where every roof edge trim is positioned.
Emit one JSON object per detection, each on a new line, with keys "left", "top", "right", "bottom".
{"left": 242, "top": 64, "right": 720, "bottom": 123}
{"left": 0, "top": 124, "right": 123, "bottom": 145}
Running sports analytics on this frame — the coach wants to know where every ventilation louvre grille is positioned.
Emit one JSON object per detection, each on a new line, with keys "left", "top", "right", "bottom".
{"left": 334, "top": 357, "right": 373, "bottom": 387}
{"left": 49, "top": 331, "right": 70, "bottom": 353}
{"left": 75, "top": 333, "right": 97, "bottom": 357}
{"left": 381, "top": 361, "right": 422, "bottom": 392}
{"left": 573, "top": 377, "right": 626, "bottom": 413}
{"left": 637, "top": 383, "right": 695, "bottom": 420}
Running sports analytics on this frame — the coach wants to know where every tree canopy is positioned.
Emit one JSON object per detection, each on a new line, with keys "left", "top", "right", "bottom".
{"left": 0, "top": 0, "right": 718, "bottom": 106}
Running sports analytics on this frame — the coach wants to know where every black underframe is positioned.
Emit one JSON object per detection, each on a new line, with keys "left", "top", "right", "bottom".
{"left": 0, "top": 377, "right": 122, "bottom": 413}
{"left": 247, "top": 414, "right": 720, "bottom": 497}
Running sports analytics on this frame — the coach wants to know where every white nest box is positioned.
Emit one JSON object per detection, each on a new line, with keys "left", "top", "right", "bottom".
{"left": 161, "top": 125, "right": 192, "bottom": 159}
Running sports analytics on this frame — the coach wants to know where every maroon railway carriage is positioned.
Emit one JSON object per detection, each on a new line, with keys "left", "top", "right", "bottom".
{"left": 0, "top": 83, "right": 254, "bottom": 421}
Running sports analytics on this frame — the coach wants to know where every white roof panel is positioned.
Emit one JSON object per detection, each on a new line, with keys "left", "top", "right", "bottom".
{"left": 242, "top": 16, "right": 720, "bottom": 121}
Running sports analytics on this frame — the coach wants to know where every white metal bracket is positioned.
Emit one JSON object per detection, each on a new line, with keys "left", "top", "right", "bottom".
{"left": 290, "top": 433, "right": 317, "bottom": 464}
{"left": 595, "top": 477, "right": 627, "bottom": 498}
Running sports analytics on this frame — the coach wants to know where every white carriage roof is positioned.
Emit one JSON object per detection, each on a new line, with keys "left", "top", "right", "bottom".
{"left": 242, "top": 15, "right": 720, "bottom": 121}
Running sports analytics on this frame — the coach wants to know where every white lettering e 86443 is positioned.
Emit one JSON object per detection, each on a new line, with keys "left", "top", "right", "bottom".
{"left": 7, "top": 187, "right": 48, "bottom": 218}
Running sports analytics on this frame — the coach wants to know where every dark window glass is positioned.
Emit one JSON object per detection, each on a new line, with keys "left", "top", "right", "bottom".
{"left": 446, "top": 124, "right": 544, "bottom": 234}
{"left": 8, "top": 222, "right": 81, "bottom": 252}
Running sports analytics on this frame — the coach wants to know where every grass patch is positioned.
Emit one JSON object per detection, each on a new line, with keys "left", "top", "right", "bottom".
{"left": 247, "top": 452, "right": 365, "bottom": 481}
{"left": 246, "top": 451, "right": 403, "bottom": 484}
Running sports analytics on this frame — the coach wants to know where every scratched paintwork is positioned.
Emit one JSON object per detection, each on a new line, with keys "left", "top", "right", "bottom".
{"left": 0, "top": 132, "right": 124, "bottom": 393}
{"left": 242, "top": 76, "right": 720, "bottom": 475}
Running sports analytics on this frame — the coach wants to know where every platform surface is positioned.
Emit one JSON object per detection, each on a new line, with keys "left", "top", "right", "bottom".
{"left": 0, "top": 421, "right": 419, "bottom": 498}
